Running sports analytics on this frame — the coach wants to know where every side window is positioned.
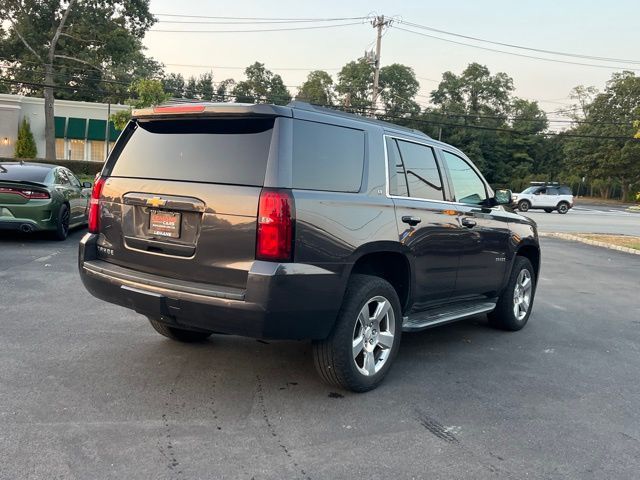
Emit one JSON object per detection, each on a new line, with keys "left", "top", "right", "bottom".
{"left": 66, "top": 170, "right": 81, "bottom": 188}
{"left": 441, "top": 151, "right": 487, "bottom": 205}
{"left": 396, "top": 140, "right": 443, "bottom": 201}
{"left": 292, "top": 120, "right": 364, "bottom": 192}
{"left": 386, "top": 138, "right": 408, "bottom": 197}
{"left": 546, "top": 187, "right": 559, "bottom": 196}
{"left": 55, "top": 169, "right": 70, "bottom": 185}
{"left": 537, "top": 188, "right": 546, "bottom": 195}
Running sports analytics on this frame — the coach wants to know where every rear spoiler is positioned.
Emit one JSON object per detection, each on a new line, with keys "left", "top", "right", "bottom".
{"left": 0, "top": 179, "right": 48, "bottom": 188}
{"left": 132, "top": 103, "right": 293, "bottom": 119}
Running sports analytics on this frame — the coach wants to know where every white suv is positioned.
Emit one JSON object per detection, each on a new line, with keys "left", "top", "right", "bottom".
{"left": 512, "top": 183, "right": 574, "bottom": 214}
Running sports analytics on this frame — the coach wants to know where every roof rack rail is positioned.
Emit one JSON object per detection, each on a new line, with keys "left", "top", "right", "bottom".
{"left": 287, "top": 101, "right": 430, "bottom": 138}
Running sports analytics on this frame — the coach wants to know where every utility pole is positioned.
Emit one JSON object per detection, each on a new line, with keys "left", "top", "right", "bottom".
{"left": 371, "top": 15, "right": 392, "bottom": 112}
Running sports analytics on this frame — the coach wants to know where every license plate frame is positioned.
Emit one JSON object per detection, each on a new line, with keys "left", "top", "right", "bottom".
{"left": 149, "top": 210, "right": 181, "bottom": 239}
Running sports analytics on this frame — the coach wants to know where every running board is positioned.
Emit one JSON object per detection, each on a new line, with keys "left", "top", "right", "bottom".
{"left": 402, "top": 302, "right": 496, "bottom": 332}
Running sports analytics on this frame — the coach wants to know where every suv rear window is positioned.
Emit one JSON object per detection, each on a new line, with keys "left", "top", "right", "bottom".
{"left": 107, "top": 118, "right": 275, "bottom": 186}
{"left": 292, "top": 120, "right": 364, "bottom": 192}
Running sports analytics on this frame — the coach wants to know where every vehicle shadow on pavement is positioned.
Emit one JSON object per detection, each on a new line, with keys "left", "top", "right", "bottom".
{"left": 0, "top": 226, "right": 86, "bottom": 244}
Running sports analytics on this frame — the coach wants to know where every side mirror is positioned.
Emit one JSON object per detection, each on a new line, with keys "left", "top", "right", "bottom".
{"left": 494, "top": 189, "right": 512, "bottom": 205}
{"left": 82, "top": 181, "right": 93, "bottom": 188}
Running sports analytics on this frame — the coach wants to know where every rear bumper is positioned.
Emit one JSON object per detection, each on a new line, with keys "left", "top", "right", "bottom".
{"left": 78, "top": 233, "right": 345, "bottom": 340}
{"left": 0, "top": 202, "right": 56, "bottom": 231}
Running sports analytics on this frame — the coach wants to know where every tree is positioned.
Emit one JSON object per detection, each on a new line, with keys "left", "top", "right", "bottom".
{"left": 184, "top": 76, "right": 197, "bottom": 99}
{"left": 564, "top": 71, "right": 640, "bottom": 200}
{"left": 14, "top": 117, "right": 37, "bottom": 158}
{"left": 569, "top": 85, "right": 598, "bottom": 119}
{"left": 163, "top": 73, "right": 185, "bottom": 98}
{"left": 427, "top": 63, "right": 519, "bottom": 183}
{"left": 196, "top": 72, "right": 214, "bottom": 101}
{"left": 431, "top": 63, "right": 513, "bottom": 117}
{"left": 0, "top": 0, "right": 156, "bottom": 159}
{"left": 378, "top": 64, "right": 420, "bottom": 117}
{"left": 110, "top": 79, "right": 170, "bottom": 130}
{"left": 336, "top": 58, "right": 373, "bottom": 115}
{"left": 214, "top": 78, "right": 235, "bottom": 102}
{"left": 232, "top": 62, "right": 291, "bottom": 105}
{"left": 297, "top": 70, "right": 334, "bottom": 106}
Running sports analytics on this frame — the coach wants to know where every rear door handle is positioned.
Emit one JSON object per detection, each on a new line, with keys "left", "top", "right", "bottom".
{"left": 461, "top": 218, "right": 477, "bottom": 228}
{"left": 401, "top": 216, "right": 422, "bottom": 226}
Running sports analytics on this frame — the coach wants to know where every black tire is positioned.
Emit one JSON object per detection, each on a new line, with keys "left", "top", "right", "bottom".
{"left": 148, "top": 318, "right": 212, "bottom": 343}
{"left": 544, "top": 209, "right": 553, "bottom": 213}
{"left": 557, "top": 202, "right": 569, "bottom": 214}
{"left": 53, "top": 203, "right": 70, "bottom": 240}
{"left": 517, "top": 200, "right": 531, "bottom": 212}
{"left": 312, "top": 274, "right": 402, "bottom": 393}
{"left": 488, "top": 256, "right": 536, "bottom": 331}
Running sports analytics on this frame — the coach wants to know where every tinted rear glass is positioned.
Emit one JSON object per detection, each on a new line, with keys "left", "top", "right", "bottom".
{"left": 292, "top": 120, "right": 364, "bottom": 192}
{"left": 0, "top": 164, "right": 51, "bottom": 183}
{"left": 108, "top": 118, "right": 274, "bottom": 186}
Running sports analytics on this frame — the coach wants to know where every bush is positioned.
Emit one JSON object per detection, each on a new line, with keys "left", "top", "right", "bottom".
{"left": 14, "top": 118, "right": 38, "bottom": 159}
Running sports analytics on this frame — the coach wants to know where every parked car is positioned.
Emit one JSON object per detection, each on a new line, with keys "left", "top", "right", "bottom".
{"left": 0, "top": 162, "right": 92, "bottom": 240}
{"left": 78, "top": 102, "right": 540, "bottom": 392}
{"left": 512, "top": 182, "right": 574, "bottom": 214}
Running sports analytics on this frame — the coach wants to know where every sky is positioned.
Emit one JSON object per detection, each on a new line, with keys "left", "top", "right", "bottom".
{"left": 142, "top": 0, "right": 638, "bottom": 119}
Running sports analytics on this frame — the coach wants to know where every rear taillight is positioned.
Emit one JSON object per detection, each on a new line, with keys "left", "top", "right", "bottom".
{"left": 0, "top": 187, "right": 50, "bottom": 199}
{"left": 256, "top": 189, "right": 294, "bottom": 262}
{"left": 88, "top": 176, "right": 106, "bottom": 233}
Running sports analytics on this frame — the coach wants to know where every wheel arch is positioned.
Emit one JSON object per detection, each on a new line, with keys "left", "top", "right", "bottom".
{"left": 515, "top": 243, "right": 540, "bottom": 278}
{"left": 347, "top": 242, "right": 413, "bottom": 314}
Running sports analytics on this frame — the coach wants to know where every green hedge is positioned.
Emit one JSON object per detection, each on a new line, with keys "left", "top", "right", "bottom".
{"left": 1, "top": 157, "right": 104, "bottom": 176}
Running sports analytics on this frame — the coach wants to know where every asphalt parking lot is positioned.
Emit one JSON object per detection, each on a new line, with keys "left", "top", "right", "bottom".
{"left": 1, "top": 229, "right": 639, "bottom": 480}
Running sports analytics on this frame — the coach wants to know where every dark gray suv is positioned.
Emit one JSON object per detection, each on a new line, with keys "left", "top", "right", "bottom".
{"left": 79, "top": 101, "right": 540, "bottom": 392}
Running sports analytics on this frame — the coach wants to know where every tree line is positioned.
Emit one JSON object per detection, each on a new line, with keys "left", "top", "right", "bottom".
{"left": 1, "top": 1, "right": 639, "bottom": 200}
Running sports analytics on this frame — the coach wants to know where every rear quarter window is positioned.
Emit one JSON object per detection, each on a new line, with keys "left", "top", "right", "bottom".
{"left": 292, "top": 120, "right": 365, "bottom": 192}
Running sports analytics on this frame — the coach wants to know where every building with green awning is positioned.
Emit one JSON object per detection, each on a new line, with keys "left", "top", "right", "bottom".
{"left": 0, "top": 93, "right": 130, "bottom": 160}
{"left": 66, "top": 118, "right": 87, "bottom": 140}
{"left": 87, "top": 119, "right": 107, "bottom": 141}
{"left": 54, "top": 117, "right": 66, "bottom": 138}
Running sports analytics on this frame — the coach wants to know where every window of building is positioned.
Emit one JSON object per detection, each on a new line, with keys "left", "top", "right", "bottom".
{"left": 441, "top": 151, "right": 487, "bottom": 205}
{"left": 90, "top": 140, "right": 105, "bottom": 162}
{"left": 69, "top": 139, "right": 85, "bottom": 160}
{"left": 55, "top": 139, "right": 66, "bottom": 160}
{"left": 396, "top": 139, "right": 443, "bottom": 201}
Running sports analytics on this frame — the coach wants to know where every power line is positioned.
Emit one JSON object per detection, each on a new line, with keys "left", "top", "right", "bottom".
{"left": 153, "top": 13, "right": 369, "bottom": 21}
{"left": 394, "top": 25, "right": 640, "bottom": 72}
{"left": 149, "top": 21, "right": 365, "bottom": 34}
{"left": 156, "top": 18, "right": 367, "bottom": 25}
{"left": 400, "top": 20, "right": 640, "bottom": 66}
{"left": 164, "top": 63, "right": 341, "bottom": 71}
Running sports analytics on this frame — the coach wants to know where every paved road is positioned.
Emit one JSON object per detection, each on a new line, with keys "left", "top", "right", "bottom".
{"left": 1, "top": 231, "right": 639, "bottom": 480}
{"left": 522, "top": 204, "right": 640, "bottom": 236}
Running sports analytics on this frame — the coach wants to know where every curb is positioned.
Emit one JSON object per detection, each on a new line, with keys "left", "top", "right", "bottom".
{"left": 540, "top": 233, "right": 640, "bottom": 256}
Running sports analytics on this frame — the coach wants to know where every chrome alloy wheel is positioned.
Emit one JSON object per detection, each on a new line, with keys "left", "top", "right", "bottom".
{"left": 352, "top": 296, "right": 396, "bottom": 376}
{"left": 513, "top": 269, "right": 533, "bottom": 321}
